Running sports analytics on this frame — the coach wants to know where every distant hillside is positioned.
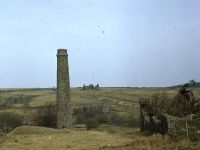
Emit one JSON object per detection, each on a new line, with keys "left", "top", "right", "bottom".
{"left": 167, "top": 82, "right": 200, "bottom": 89}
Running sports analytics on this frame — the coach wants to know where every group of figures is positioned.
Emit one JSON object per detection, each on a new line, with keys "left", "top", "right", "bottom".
{"left": 139, "top": 83, "right": 200, "bottom": 136}
{"left": 82, "top": 84, "right": 100, "bottom": 90}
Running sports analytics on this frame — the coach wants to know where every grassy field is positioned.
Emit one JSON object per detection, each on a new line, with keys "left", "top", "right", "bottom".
{"left": 1, "top": 87, "right": 200, "bottom": 114}
{"left": 1, "top": 125, "right": 200, "bottom": 150}
{"left": 0, "top": 87, "right": 182, "bottom": 109}
{"left": 0, "top": 87, "right": 200, "bottom": 149}
{"left": 0, "top": 126, "right": 134, "bottom": 150}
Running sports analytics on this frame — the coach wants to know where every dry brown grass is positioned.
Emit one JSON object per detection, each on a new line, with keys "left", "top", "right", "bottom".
{"left": 100, "top": 136, "right": 200, "bottom": 150}
{"left": 1, "top": 125, "right": 199, "bottom": 150}
{"left": 0, "top": 126, "right": 133, "bottom": 150}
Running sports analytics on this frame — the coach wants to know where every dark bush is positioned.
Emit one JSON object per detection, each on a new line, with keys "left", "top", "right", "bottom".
{"left": 73, "top": 105, "right": 106, "bottom": 124}
{"left": 109, "top": 113, "right": 129, "bottom": 126}
{"left": 85, "top": 118, "right": 100, "bottom": 130}
{"left": 73, "top": 105, "right": 139, "bottom": 128}
{"left": 95, "top": 114, "right": 108, "bottom": 124}
{"left": 84, "top": 106, "right": 101, "bottom": 118}
{"left": 108, "top": 113, "right": 140, "bottom": 127}
{"left": 33, "top": 102, "right": 56, "bottom": 128}
{"left": 126, "top": 114, "right": 140, "bottom": 127}
{"left": 0, "top": 112, "right": 23, "bottom": 133}
{"left": 73, "top": 107, "right": 86, "bottom": 123}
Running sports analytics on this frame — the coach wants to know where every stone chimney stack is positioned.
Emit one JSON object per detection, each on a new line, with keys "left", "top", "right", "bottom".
{"left": 56, "top": 49, "right": 71, "bottom": 128}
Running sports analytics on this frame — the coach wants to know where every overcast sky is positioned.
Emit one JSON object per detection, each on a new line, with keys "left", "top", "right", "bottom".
{"left": 0, "top": 0, "right": 200, "bottom": 88}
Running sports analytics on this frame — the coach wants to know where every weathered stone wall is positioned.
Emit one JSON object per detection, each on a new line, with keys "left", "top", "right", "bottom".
{"left": 57, "top": 49, "right": 71, "bottom": 129}
{"left": 139, "top": 93, "right": 200, "bottom": 136}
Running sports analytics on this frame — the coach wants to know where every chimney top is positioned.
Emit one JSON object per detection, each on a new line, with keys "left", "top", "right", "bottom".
{"left": 57, "top": 49, "right": 67, "bottom": 56}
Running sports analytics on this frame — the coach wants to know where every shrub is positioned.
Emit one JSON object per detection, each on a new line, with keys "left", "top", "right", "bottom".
{"left": 33, "top": 102, "right": 56, "bottom": 128}
{"left": 127, "top": 114, "right": 140, "bottom": 127}
{"left": 73, "top": 105, "right": 139, "bottom": 128}
{"left": 95, "top": 114, "right": 108, "bottom": 124}
{"left": 85, "top": 118, "right": 100, "bottom": 130}
{"left": 73, "top": 105, "right": 106, "bottom": 124}
{"left": 0, "top": 112, "right": 23, "bottom": 133}
{"left": 109, "top": 113, "right": 129, "bottom": 126}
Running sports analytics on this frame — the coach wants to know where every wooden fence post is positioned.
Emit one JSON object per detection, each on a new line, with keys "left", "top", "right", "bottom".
{"left": 174, "top": 117, "right": 176, "bottom": 134}
{"left": 186, "top": 120, "right": 189, "bottom": 144}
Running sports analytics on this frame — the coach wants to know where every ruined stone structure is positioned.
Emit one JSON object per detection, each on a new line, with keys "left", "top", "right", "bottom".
{"left": 57, "top": 49, "right": 71, "bottom": 128}
{"left": 139, "top": 84, "right": 200, "bottom": 136}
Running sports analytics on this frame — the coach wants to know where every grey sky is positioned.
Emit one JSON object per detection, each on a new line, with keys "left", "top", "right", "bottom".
{"left": 0, "top": 0, "right": 200, "bottom": 88}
